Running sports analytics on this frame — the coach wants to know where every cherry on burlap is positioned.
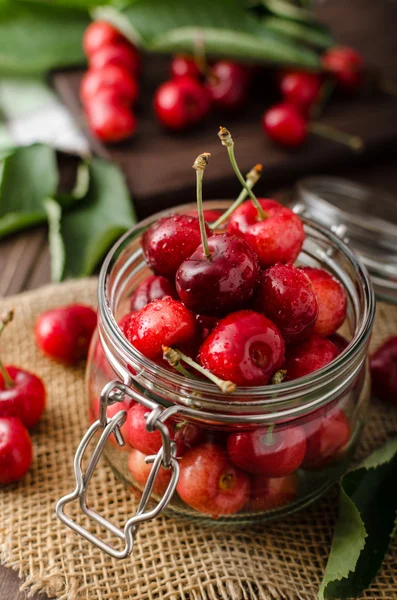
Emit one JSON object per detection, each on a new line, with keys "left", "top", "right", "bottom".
{"left": 0, "top": 280, "right": 396, "bottom": 600}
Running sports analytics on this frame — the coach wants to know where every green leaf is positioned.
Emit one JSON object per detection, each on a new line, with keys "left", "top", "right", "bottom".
{"left": 44, "top": 198, "right": 65, "bottom": 282}
{"left": 0, "top": 1, "right": 89, "bottom": 74}
{"left": 56, "top": 161, "right": 91, "bottom": 210}
{"left": 97, "top": 0, "right": 321, "bottom": 68}
{"left": 319, "top": 437, "right": 397, "bottom": 599}
{"left": 261, "top": 0, "right": 318, "bottom": 24}
{"left": 0, "top": 144, "right": 58, "bottom": 237}
{"left": 52, "top": 157, "right": 136, "bottom": 279}
{"left": 262, "top": 16, "right": 334, "bottom": 49}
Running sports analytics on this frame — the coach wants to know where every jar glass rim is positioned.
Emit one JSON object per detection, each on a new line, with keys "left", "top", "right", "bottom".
{"left": 97, "top": 201, "right": 375, "bottom": 416}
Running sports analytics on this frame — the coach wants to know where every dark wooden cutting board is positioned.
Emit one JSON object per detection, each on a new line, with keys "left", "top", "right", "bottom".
{"left": 53, "top": 0, "right": 397, "bottom": 219}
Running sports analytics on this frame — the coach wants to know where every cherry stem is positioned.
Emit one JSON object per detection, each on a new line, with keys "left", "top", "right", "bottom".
{"left": 271, "top": 369, "right": 287, "bottom": 385}
{"left": 210, "top": 164, "right": 263, "bottom": 230}
{"left": 162, "top": 345, "right": 236, "bottom": 394}
{"left": 0, "top": 309, "right": 15, "bottom": 388}
{"left": 193, "top": 153, "right": 212, "bottom": 259}
{"left": 310, "top": 77, "right": 336, "bottom": 119}
{"left": 218, "top": 126, "right": 267, "bottom": 221}
{"left": 309, "top": 122, "right": 363, "bottom": 152}
{"left": 193, "top": 36, "right": 210, "bottom": 78}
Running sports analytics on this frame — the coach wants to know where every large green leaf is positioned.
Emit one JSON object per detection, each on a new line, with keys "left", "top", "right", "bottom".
{"left": 0, "top": 144, "right": 58, "bottom": 237}
{"left": 47, "top": 158, "right": 136, "bottom": 280}
{"left": 97, "top": 0, "right": 321, "bottom": 68}
{"left": 319, "top": 436, "right": 397, "bottom": 599}
{"left": 0, "top": 1, "right": 89, "bottom": 74}
{"left": 262, "top": 16, "right": 334, "bottom": 49}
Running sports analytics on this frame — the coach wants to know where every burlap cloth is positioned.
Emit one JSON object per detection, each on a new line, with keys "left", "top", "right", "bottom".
{"left": 0, "top": 279, "right": 396, "bottom": 600}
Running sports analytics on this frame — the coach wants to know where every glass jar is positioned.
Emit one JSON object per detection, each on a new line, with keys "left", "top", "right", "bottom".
{"left": 57, "top": 201, "right": 375, "bottom": 559}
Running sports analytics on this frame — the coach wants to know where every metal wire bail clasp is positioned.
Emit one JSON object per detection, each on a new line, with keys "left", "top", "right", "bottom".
{"left": 56, "top": 380, "right": 180, "bottom": 559}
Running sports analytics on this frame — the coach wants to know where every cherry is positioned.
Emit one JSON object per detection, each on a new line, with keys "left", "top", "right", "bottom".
{"left": 195, "top": 313, "right": 218, "bottom": 340}
{"left": 301, "top": 267, "right": 347, "bottom": 337}
{"left": 302, "top": 408, "right": 351, "bottom": 470}
{"left": 154, "top": 76, "right": 210, "bottom": 130}
{"left": 205, "top": 61, "right": 252, "bottom": 112}
{"left": 322, "top": 46, "right": 364, "bottom": 94}
{"left": 262, "top": 103, "right": 307, "bottom": 147}
{"left": 83, "top": 21, "right": 122, "bottom": 57}
{"left": 246, "top": 472, "right": 298, "bottom": 512}
{"left": 177, "top": 442, "right": 250, "bottom": 517}
{"left": 86, "top": 95, "right": 137, "bottom": 142}
{"left": 176, "top": 233, "right": 260, "bottom": 316}
{"left": 227, "top": 425, "right": 306, "bottom": 477}
{"left": 170, "top": 55, "right": 201, "bottom": 79}
{"left": 0, "top": 367, "right": 46, "bottom": 430}
{"left": 125, "top": 297, "right": 196, "bottom": 361}
{"left": 186, "top": 208, "right": 224, "bottom": 223}
{"left": 80, "top": 65, "right": 139, "bottom": 105}
{"left": 279, "top": 71, "right": 322, "bottom": 115}
{"left": 200, "top": 310, "right": 285, "bottom": 387}
{"left": 227, "top": 199, "right": 305, "bottom": 268}
{"left": 142, "top": 214, "right": 212, "bottom": 278}
{"left": 35, "top": 304, "right": 97, "bottom": 365}
{"left": 0, "top": 417, "right": 32, "bottom": 485}
{"left": 125, "top": 403, "right": 171, "bottom": 455}
{"left": 128, "top": 448, "right": 172, "bottom": 495}
{"left": 130, "top": 275, "right": 177, "bottom": 312}
{"left": 370, "top": 336, "right": 397, "bottom": 404}
{"left": 254, "top": 263, "right": 318, "bottom": 342}
{"left": 173, "top": 420, "right": 204, "bottom": 456}
{"left": 89, "top": 41, "right": 141, "bottom": 76}
{"left": 283, "top": 334, "right": 339, "bottom": 381}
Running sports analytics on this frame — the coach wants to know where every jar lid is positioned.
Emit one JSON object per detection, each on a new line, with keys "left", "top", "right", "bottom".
{"left": 294, "top": 176, "right": 397, "bottom": 304}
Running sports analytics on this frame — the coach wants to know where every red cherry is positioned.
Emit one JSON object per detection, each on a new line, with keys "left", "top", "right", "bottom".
{"left": 283, "top": 334, "right": 339, "bottom": 381}
{"left": 172, "top": 420, "right": 205, "bottom": 456}
{"left": 262, "top": 103, "right": 307, "bottom": 147}
{"left": 86, "top": 96, "right": 137, "bottom": 142}
{"left": 370, "top": 336, "right": 397, "bottom": 404}
{"left": 176, "top": 233, "right": 260, "bottom": 316}
{"left": 205, "top": 61, "right": 252, "bottom": 112}
{"left": 279, "top": 71, "right": 322, "bottom": 115}
{"left": 322, "top": 46, "right": 364, "bottom": 94}
{"left": 0, "top": 417, "right": 32, "bottom": 485}
{"left": 302, "top": 408, "right": 351, "bottom": 470}
{"left": 254, "top": 263, "right": 318, "bottom": 343}
{"left": 195, "top": 313, "right": 218, "bottom": 340}
{"left": 301, "top": 267, "right": 347, "bottom": 337}
{"left": 35, "top": 304, "right": 97, "bottom": 365}
{"left": 246, "top": 472, "right": 298, "bottom": 512}
{"left": 80, "top": 65, "right": 139, "bottom": 106}
{"left": 89, "top": 41, "right": 141, "bottom": 76}
{"left": 125, "top": 403, "right": 172, "bottom": 455}
{"left": 186, "top": 208, "right": 224, "bottom": 223}
{"left": 177, "top": 442, "right": 250, "bottom": 517}
{"left": 142, "top": 214, "right": 212, "bottom": 278}
{"left": 170, "top": 55, "right": 200, "bottom": 79}
{"left": 125, "top": 297, "right": 196, "bottom": 360}
{"left": 227, "top": 425, "right": 306, "bottom": 477}
{"left": 128, "top": 448, "right": 172, "bottom": 495}
{"left": 0, "top": 367, "right": 46, "bottom": 430}
{"left": 227, "top": 199, "right": 305, "bottom": 268}
{"left": 154, "top": 76, "right": 210, "bottom": 130}
{"left": 130, "top": 275, "right": 177, "bottom": 312}
{"left": 200, "top": 310, "right": 285, "bottom": 387}
{"left": 83, "top": 21, "right": 122, "bottom": 57}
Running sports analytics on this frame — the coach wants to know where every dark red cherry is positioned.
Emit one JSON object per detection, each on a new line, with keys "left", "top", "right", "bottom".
{"left": 322, "top": 46, "right": 364, "bottom": 94}
{"left": 227, "top": 199, "right": 305, "bottom": 268}
{"left": 302, "top": 408, "right": 351, "bottom": 470}
{"left": 170, "top": 55, "right": 201, "bottom": 79}
{"left": 254, "top": 263, "right": 318, "bottom": 342}
{"left": 279, "top": 71, "right": 322, "bottom": 115}
{"left": 130, "top": 275, "right": 177, "bottom": 312}
{"left": 246, "top": 472, "right": 298, "bottom": 512}
{"left": 176, "top": 233, "right": 259, "bottom": 316}
{"left": 301, "top": 267, "right": 347, "bottom": 337}
{"left": 283, "top": 334, "right": 339, "bottom": 381}
{"left": 227, "top": 425, "right": 306, "bottom": 477}
{"left": 195, "top": 313, "right": 218, "bottom": 340}
{"left": 262, "top": 103, "right": 307, "bottom": 147}
{"left": 154, "top": 76, "right": 210, "bottom": 130}
{"left": 125, "top": 297, "right": 196, "bottom": 360}
{"left": 205, "top": 61, "right": 252, "bottom": 112}
{"left": 200, "top": 310, "right": 285, "bottom": 386}
{"left": 370, "top": 336, "right": 397, "bottom": 404}
{"left": 142, "top": 214, "right": 212, "bottom": 278}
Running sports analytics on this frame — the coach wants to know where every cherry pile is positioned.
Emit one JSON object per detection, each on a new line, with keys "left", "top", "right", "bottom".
{"left": 91, "top": 126, "right": 353, "bottom": 518}
{"left": 80, "top": 21, "right": 141, "bottom": 142}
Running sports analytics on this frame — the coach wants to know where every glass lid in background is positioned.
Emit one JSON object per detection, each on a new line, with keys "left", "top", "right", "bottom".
{"left": 293, "top": 176, "right": 397, "bottom": 304}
